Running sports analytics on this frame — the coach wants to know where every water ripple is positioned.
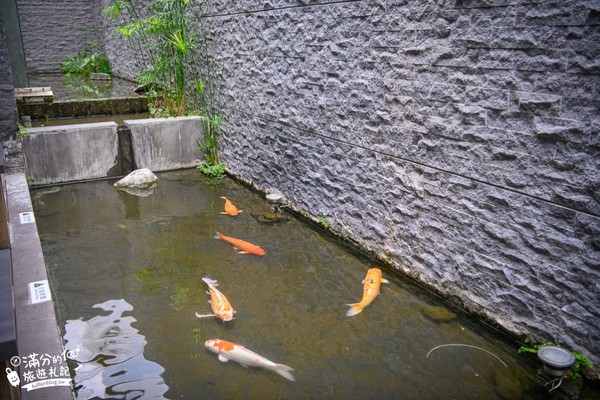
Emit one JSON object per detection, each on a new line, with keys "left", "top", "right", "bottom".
{"left": 64, "top": 299, "right": 169, "bottom": 399}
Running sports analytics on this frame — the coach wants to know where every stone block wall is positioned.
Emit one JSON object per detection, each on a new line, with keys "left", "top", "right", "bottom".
{"left": 16, "top": 0, "right": 105, "bottom": 72}
{"left": 0, "top": 16, "right": 17, "bottom": 142}
{"left": 191, "top": 0, "right": 599, "bottom": 368}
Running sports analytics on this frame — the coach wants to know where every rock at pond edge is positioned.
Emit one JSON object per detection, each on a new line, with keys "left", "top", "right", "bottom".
{"left": 114, "top": 168, "right": 158, "bottom": 190}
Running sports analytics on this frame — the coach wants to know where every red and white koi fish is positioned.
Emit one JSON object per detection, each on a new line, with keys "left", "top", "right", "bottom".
{"left": 214, "top": 231, "right": 266, "bottom": 256}
{"left": 205, "top": 338, "right": 295, "bottom": 381}
{"left": 220, "top": 196, "right": 242, "bottom": 216}
{"left": 346, "top": 268, "right": 389, "bottom": 317}
{"left": 195, "top": 277, "right": 235, "bottom": 322}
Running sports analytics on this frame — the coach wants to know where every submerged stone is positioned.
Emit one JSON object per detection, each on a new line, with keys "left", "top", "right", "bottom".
{"left": 422, "top": 305, "right": 457, "bottom": 322}
{"left": 494, "top": 368, "right": 523, "bottom": 400}
{"left": 161, "top": 170, "right": 204, "bottom": 183}
{"left": 117, "top": 186, "right": 156, "bottom": 198}
{"left": 114, "top": 168, "right": 158, "bottom": 190}
{"left": 251, "top": 212, "right": 289, "bottom": 224}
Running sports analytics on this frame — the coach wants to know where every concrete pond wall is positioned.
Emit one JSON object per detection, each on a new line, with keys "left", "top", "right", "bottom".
{"left": 22, "top": 117, "right": 204, "bottom": 185}
{"left": 7, "top": 0, "right": 600, "bottom": 376}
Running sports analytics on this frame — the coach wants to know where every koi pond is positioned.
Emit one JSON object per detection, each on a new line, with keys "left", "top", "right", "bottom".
{"left": 30, "top": 170, "right": 587, "bottom": 399}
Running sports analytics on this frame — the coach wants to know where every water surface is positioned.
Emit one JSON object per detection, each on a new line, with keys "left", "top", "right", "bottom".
{"left": 32, "top": 170, "right": 584, "bottom": 399}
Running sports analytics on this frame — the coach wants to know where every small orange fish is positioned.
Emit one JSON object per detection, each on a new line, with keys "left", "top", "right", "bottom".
{"left": 346, "top": 268, "right": 388, "bottom": 317}
{"left": 220, "top": 196, "right": 242, "bottom": 216}
{"left": 214, "top": 231, "right": 266, "bottom": 256}
{"left": 196, "top": 277, "right": 235, "bottom": 321}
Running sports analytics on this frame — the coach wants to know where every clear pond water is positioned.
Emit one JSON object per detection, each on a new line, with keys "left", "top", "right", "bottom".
{"left": 28, "top": 73, "right": 143, "bottom": 101}
{"left": 31, "top": 170, "right": 590, "bottom": 399}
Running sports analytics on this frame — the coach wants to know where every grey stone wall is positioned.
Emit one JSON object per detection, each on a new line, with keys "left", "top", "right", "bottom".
{"left": 192, "top": 0, "right": 600, "bottom": 369}
{"left": 0, "top": 15, "right": 17, "bottom": 142}
{"left": 99, "top": 0, "right": 140, "bottom": 81}
{"left": 15, "top": 0, "right": 139, "bottom": 78}
{"left": 16, "top": 0, "right": 105, "bottom": 72}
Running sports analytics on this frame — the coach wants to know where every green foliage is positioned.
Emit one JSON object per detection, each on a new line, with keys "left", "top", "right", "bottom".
{"left": 104, "top": 0, "right": 199, "bottom": 117}
{"left": 317, "top": 218, "right": 330, "bottom": 229}
{"left": 196, "top": 163, "right": 224, "bottom": 179}
{"left": 518, "top": 341, "right": 593, "bottom": 380}
{"left": 105, "top": 0, "right": 223, "bottom": 170}
{"left": 572, "top": 352, "right": 594, "bottom": 380}
{"left": 17, "top": 124, "right": 30, "bottom": 138}
{"left": 60, "top": 50, "right": 112, "bottom": 77}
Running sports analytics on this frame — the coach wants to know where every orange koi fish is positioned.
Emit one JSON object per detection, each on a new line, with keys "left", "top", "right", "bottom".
{"left": 220, "top": 196, "right": 242, "bottom": 216}
{"left": 214, "top": 231, "right": 266, "bottom": 256}
{"left": 195, "top": 277, "right": 235, "bottom": 321}
{"left": 205, "top": 338, "right": 295, "bottom": 381}
{"left": 346, "top": 268, "right": 389, "bottom": 317}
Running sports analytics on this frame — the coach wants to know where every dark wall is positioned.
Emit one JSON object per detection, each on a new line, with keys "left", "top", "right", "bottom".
{"left": 0, "top": 16, "right": 17, "bottom": 142}
{"left": 197, "top": 0, "right": 600, "bottom": 370}
{"left": 16, "top": 0, "right": 105, "bottom": 73}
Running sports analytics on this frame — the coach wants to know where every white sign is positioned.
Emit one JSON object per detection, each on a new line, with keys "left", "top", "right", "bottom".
{"left": 19, "top": 212, "right": 35, "bottom": 224}
{"left": 28, "top": 280, "right": 51, "bottom": 304}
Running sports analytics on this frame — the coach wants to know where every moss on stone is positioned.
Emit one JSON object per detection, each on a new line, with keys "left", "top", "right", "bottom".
{"left": 494, "top": 368, "right": 523, "bottom": 400}
{"left": 422, "top": 305, "right": 457, "bottom": 322}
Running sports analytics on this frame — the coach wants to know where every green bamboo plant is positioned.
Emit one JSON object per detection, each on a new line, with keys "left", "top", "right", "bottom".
{"left": 103, "top": 0, "right": 224, "bottom": 177}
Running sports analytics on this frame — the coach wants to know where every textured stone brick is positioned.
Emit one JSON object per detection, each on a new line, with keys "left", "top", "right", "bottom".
{"left": 17, "top": 0, "right": 106, "bottom": 72}
{"left": 195, "top": 0, "right": 600, "bottom": 369}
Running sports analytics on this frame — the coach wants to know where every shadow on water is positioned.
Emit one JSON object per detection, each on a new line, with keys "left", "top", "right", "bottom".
{"left": 31, "top": 170, "right": 595, "bottom": 400}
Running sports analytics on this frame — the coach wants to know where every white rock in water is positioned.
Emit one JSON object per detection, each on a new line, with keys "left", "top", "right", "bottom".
{"left": 114, "top": 168, "right": 158, "bottom": 189}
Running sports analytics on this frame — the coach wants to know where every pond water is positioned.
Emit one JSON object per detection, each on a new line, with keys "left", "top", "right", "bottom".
{"left": 28, "top": 73, "right": 143, "bottom": 101}
{"left": 31, "top": 170, "right": 585, "bottom": 399}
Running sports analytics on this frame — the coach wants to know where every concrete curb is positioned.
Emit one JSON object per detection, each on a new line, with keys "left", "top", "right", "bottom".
{"left": 5, "top": 173, "right": 74, "bottom": 399}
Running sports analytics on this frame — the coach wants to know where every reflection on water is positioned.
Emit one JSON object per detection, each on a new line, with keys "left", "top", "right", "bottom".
{"left": 28, "top": 73, "right": 143, "bottom": 101}
{"left": 64, "top": 299, "right": 168, "bottom": 399}
{"left": 32, "top": 170, "right": 593, "bottom": 399}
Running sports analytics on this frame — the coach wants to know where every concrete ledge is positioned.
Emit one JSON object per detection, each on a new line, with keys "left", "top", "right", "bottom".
{"left": 23, "top": 122, "right": 119, "bottom": 185}
{"left": 5, "top": 173, "right": 74, "bottom": 399}
{"left": 125, "top": 116, "right": 204, "bottom": 171}
{"left": 0, "top": 248, "right": 16, "bottom": 360}
{"left": 17, "top": 97, "right": 149, "bottom": 120}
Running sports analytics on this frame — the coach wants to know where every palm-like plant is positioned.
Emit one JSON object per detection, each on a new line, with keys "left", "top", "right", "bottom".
{"left": 104, "top": 0, "right": 224, "bottom": 173}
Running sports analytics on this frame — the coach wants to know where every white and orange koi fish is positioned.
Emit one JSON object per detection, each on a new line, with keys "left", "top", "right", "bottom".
{"left": 205, "top": 338, "right": 295, "bottom": 381}
{"left": 220, "top": 196, "right": 242, "bottom": 216}
{"left": 195, "top": 277, "right": 235, "bottom": 321}
{"left": 346, "top": 268, "right": 389, "bottom": 317}
{"left": 214, "top": 231, "right": 266, "bottom": 256}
